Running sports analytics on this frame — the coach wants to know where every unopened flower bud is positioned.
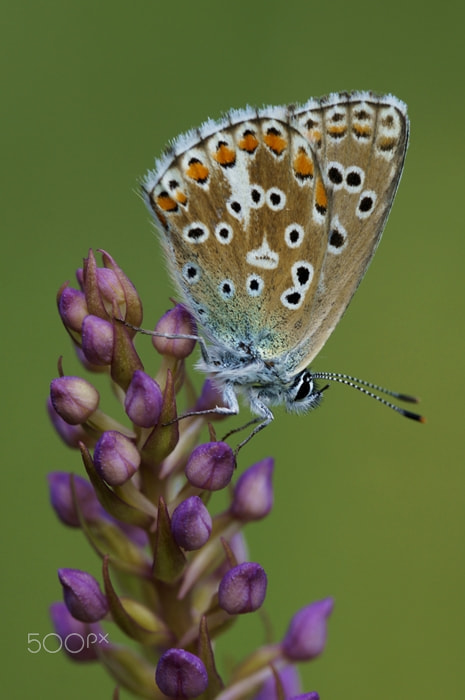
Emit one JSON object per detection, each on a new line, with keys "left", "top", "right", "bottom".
{"left": 152, "top": 304, "right": 197, "bottom": 358}
{"left": 282, "top": 598, "right": 334, "bottom": 661}
{"left": 81, "top": 315, "right": 114, "bottom": 365}
{"left": 58, "top": 286, "right": 88, "bottom": 332}
{"left": 124, "top": 370, "right": 163, "bottom": 427}
{"left": 94, "top": 431, "right": 140, "bottom": 485}
{"left": 193, "top": 378, "right": 227, "bottom": 417}
{"left": 231, "top": 457, "right": 274, "bottom": 521}
{"left": 171, "top": 496, "right": 212, "bottom": 551}
{"left": 218, "top": 562, "right": 267, "bottom": 615}
{"left": 48, "top": 472, "right": 104, "bottom": 526}
{"left": 155, "top": 648, "right": 208, "bottom": 698}
{"left": 49, "top": 601, "right": 103, "bottom": 661}
{"left": 94, "top": 267, "right": 126, "bottom": 311}
{"left": 50, "top": 376, "right": 99, "bottom": 425}
{"left": 58, "top": 568, "right": 109, "bottom": 622}
{"left": 185, "top": 442, "right": 235, "bottom": 491}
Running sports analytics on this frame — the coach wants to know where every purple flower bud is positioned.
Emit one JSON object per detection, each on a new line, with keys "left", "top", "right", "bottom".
{"left": 48, "top": 472, "right": 104, "bottom": 526}
{"left": 58, "top": 568, "right": 109, "bottom": 622}
{"left": 58, "top": 285, "right": 88, "bottom": 332}
{"left": 231, "top": 458, "right": 274, "bottom": 521}
{"left": 50, "top": 376, "right": 99, "bottom": 425}
{"left": 81, "top": 315, "right": 114, "bottom": 365}
{"left": 49, "top": 601, "right": 103, "bottom": 661}
{"left": 152, "top": 304, "right": 197, "bottom": 359}
{"left": 156, "top": 648, "right": 208, "bottom": 698}
{"left": 93, "top": 431, "right": 140, "bottom": 485}
{"left": 171, "top": 496, "right": 212, "bottom": 551}
{"left": 193, "top": 379, "right": 227, "bottom": 417}
{"left": 47, "top": 397, "right": 88, "bottom": 447}
{"left": 218, "top": 562, "right": 267, "bottom": 615}
{"left": 253, "top": 665, "right": 301, "bottom": 700}
{"left": 282, "top": 598, "right": 334, "bottom": 661}
{"left": 124, "top": 370, "right": 163, "bottom": 427}
{"left": 95, "top": 267, "right": 126, "bottom": 310}
{"left": 185, "top": 442, "right": 235, "bottom": 491}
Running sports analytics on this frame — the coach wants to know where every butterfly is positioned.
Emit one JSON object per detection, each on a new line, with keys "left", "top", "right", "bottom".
{"left": 142, "top": 91, "right": 423, "bottom": 450}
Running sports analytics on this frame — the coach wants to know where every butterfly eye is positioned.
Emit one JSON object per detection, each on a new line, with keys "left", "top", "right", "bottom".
{"left": 290, "top": 371, "right": 314, "bottom": 402}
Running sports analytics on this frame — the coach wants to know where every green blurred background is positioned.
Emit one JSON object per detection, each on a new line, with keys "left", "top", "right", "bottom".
{"left": 3, "top": 1, "right": 463, "bottom": 697}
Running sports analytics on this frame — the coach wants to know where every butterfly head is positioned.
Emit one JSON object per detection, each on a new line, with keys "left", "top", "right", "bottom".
{"left": 283, "top": 369, "right": 323, "bottom": 415}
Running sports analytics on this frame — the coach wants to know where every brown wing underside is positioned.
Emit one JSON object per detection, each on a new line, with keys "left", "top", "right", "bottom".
{"left": 146, "top": 96, "right": 408, "bottom": 370}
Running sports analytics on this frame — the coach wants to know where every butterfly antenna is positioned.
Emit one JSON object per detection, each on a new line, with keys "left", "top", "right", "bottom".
{"left": 312, "top": 372, "right": 426, "bottom": 423}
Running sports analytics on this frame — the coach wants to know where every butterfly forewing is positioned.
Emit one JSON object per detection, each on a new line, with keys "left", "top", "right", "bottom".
{"left": 145, "top": 114, "right": 331, "bottom": 361}
{"left": 291, "top": 93, "right": 409, "bottom": 368}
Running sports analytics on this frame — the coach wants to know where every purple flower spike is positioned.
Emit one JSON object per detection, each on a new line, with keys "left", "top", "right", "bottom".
{"left": 282, "top": 598, "right": 334, "bottom": 661}
{"left": 185, "top": 442, "right": 235, "bottom": 491}
{"left": 171, "top": 496, "right": 212, "bottom": 551}
{"left": 50, "top": 376, "right": 99, "bottom": 424}
{"left": 48, "top": 472, "right": 104, "bottom": 526}
{"left": 152, "top": 304, "right": 197, "bottom": 359}
{"left": 58, "top": 568, "right": 109, "bottom": 622}
{"left": 155, "top": 648, "right": 208, "bottom": 698}
{"left": 58, "top": 285, "right": 88, "bottom": 333}
{"left": 94, "top": 431, "right": 140, "bottom": 485}
{"left": 218, "top": 562, "right": 267, "bottom": 615}
{"left": 49, "top": 601, "right": 103, "bottom": 662}
{"left": 124, "top": 370, "right": 163, "bottom": 428}
{"left": 81, "top": 315, "right": 114, "bottom": 365}
{"left": 231, "top": 457, "right": 274, "bottom": 521}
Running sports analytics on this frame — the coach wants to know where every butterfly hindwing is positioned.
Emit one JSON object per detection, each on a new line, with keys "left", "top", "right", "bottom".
{"left": 291, "top": 92, "right": 409, "bottom": 368}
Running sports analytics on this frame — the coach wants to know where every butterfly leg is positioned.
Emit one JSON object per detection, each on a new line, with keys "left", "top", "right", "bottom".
{"left": 119, "top": 318, "right": 209, "bottom": 353}
{"left": 221, "top": 416, "right": 262, "bottom": 441}
{"left": 163, "top": 381, "right": 239, "bottom": 426}
{"left": 232, "top": 397, "right": 274, "bottom": 453}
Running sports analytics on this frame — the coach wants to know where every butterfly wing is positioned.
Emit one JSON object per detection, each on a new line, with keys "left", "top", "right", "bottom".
{"left": 143, "top": 92, "right": 408, "bottom": 374}
{"left": 143, "top": 108, "right": 333, "bottom": 362}
{"left": 290, "top": 92, "right": 409, "bottom": 370}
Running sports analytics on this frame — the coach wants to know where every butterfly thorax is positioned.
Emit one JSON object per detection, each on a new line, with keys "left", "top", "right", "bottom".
{"left": 197, "top": 342, "right": 321, "bottom": 415}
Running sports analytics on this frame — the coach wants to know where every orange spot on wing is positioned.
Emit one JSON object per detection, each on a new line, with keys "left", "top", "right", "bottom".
{"left": 156, "top": 193, "right": 178, "bottom": 212}
{"left": 174, "top": 191, "right": 188, "bottom": 205}
{"left": 315, "top": 176, "right": 328, "bottom": 212}
{"left": 327, "top": 125, "right": 347, "bottom": 136}
{"left": 186, "top": 161, "right": 209, "bottom": 182}
{"left": 352, "top": 124, "right": 372, "bottom": 138}
{"left": 293, "top": 148, "right": 314, "bottom": 179}
{"left": 377, "top": 136, "right": 397, "bottom": 152}
{"left": 213, "top": 143, "right": 236, "bottom": 166}
{"left": 239, "top": 132, "right": 259, "bottom": 153}
{"left": 264, "top": 131, "right": 287, "bottom": 155}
